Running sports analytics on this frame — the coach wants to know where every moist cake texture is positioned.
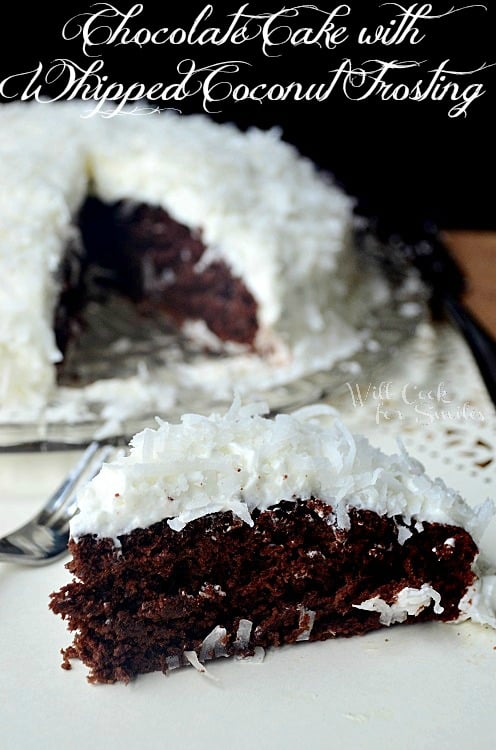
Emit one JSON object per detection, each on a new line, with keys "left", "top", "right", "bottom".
{"left": 0, "top": 102, "right": 359, "bottom": 425}
{"left": 78, "top": 198, "right": 259, "bottom": 346}
{"left": 50, "top": 401, "right": 496, "bottom": 683}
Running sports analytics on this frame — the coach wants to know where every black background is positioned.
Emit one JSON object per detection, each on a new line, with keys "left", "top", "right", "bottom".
{"left": 1, "top": 1, "right": 494, "bottom": 228}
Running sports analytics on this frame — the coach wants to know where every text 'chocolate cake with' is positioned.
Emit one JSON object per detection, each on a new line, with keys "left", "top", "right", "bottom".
{"left": 50, "top": 401, "right": 496, "bottom": 684}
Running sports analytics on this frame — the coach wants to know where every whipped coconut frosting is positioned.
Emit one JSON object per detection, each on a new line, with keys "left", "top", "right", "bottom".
{"left": 71, "top": 400, "right": 494, "bottom": 542}
{"left": 0, "top": 101, "right": 359, "bottom": 424}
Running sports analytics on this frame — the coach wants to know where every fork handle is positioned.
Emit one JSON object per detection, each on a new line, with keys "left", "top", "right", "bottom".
{"left": 443, "top": 295, "right": 496, "bottom": 407}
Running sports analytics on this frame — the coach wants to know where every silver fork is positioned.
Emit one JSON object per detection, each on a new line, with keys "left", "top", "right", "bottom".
{"left": 0, "top": 442, "right": 115, "bottom": 565}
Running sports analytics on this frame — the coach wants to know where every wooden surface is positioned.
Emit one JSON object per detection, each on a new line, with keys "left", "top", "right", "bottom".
{"left": 443, "top": 231, "right": 496, "bottom": 338}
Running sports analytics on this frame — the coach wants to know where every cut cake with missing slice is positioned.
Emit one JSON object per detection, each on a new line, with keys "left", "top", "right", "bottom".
{"left": 0, "top": 102, "right": 358, "bottom": 424}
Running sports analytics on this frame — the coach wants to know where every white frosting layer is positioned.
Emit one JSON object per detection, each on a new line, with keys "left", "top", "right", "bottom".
{"left": 0, "top": 102, "right": 355, "bottom": 421}
{"left": 0, "top": 104, "right": 88, "bottom": 417}
{"left": 70, "top": 400, "right": 494, "bottom": 544}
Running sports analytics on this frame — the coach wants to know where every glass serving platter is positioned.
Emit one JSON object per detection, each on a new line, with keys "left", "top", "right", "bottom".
{"left": 0, "top": 243, "right": 428, "bottom": 450}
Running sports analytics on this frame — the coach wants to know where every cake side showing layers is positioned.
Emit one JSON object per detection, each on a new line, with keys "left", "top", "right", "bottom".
{"left": 50, "top": 402, "right": 496, "bottom": 684}
{"left": 51, "top": 501, "right": 480, "bottom": 684}
{"left": 78, "top": 198, "right": 259, "bottom": 346}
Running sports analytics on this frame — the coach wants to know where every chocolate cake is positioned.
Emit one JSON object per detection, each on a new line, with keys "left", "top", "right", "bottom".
{"left": 77, "top": 197, "right": 259, "bottom": 347}
{"left": 0, "top": 101, "right": 362, "bottom": 425}
{"left": 50, "top": 401, "right": 496, "bottom": 683}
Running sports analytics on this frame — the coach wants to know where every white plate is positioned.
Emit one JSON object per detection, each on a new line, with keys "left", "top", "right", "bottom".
{"left": 1, "top": 433, "right": 495, "bottom": 750}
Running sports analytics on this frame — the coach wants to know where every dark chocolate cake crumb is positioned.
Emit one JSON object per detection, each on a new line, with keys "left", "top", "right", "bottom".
{"left": 52, "top": 196, "right": 259, "bottom": 379}
{"left": 49, "top": 499, "right": 478, "bottom": 684}
{"left": 64, "top": 197, "right": 258, "bottom": 346}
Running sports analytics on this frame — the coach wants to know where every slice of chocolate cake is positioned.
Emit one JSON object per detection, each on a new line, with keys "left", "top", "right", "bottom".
{"left": 50, "top": 401, "right": 496, "bottom": 683}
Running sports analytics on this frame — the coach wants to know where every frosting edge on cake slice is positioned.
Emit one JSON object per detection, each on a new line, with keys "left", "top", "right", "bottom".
{"left": 70, "top": 399, "right": 494, "bottom": 544}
